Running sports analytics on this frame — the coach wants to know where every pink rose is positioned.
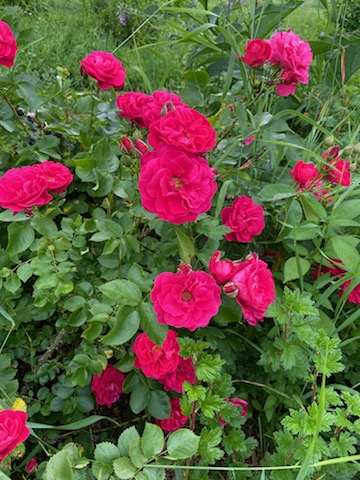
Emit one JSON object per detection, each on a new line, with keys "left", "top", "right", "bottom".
{"left": 209, "top": 251, "right": 241, "bottom": 285}
{"left": 91, "top": 365, "right": 126, "bottom": 408}
{"left": 150, "top": 267, "right": 222, "bottom": 331}
{"left": 138, "top": 144, "right": 217, "bottom": 224}
{"left": 268, "top": 30, "right": 312, "bottom": 96}
{"left": 243, "top": 134, "right": 255, "bottom": 146}
{"left": 228, "top": 253, "right": 275, "bottom": 325}
{"left": 159, "top": 357, "right": 196, "bottom": 393}
{"left": 156, "top": 398, "right": 189, "bottom": 432}
{"left": 0, "top": 166, "right": 53, "bottom": 212}
{"left": 25, "top": 458, "right": 38, "bottom": 473}
{"left": 299, "top": 179, "right": 330, "bottom": 201}
{"left": 120, "top": 136, "right": 133, "bottom": 154}
{"left": 80, "top": 51, "right": 126, "bottom": 89}
{"left": 219, "top": 397, "right": 248, "bottom": 425}
{"left": 0, "top": 20, "right": 18, "bottom": 68}
{"left": 313, "top": 259, "right": 345, "bottom": 281}
{"left": 35, "top": 161, "right": 73, "bottom": 194}
{"left": 132, "top": 330, "right": 180, "bottom": 380}
{"left": 0, "top": 410, "right": 30, "bottom": 462}
{"left": 116, "top": 92, "right": 150, "bottom": 128}
{"left": 134, "top": 138, "right": 149, "bottom": 155}
{"left": 221, "top": 196, "right": 265, "bottom": 243}
{"left": 288, "top": 160, "right": 320, "bottom": 184}
{"left": 141, "top": 90, "right": 184, "bottom": 128}
{"left": 239, "top": 39, "right": 271, "bottom": 67}
{"left": 324, "top": 157, "right": 351, "bottom": 186}
{"left": 148, "top": 106, "right": 216, "bottom": 154}
{"left": 340, "top": 280, "right": 360, "bottom": 304}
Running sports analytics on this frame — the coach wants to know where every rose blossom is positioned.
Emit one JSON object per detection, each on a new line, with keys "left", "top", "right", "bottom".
{"left": 209, "top": 251, "right": 241, "bottom": 285}
{"left": 116, "top": 92, "right": 150, "bottom": 128}
{"left": 0, "top": 410, "right": 30, "bottom": 461}
{"left": 0, "top": 20, "right": 18, "bottom": 68}
{"left": 243, "top": 134, "right": 255, "bottom": 146}
{"left": 324, "top": 157, "right": 351, "bottom": 187}
{"left": 219, "top": 397, "right": 248, "bottom": 425}
{"left": 132, "top": 330, "right": 180, "bottom": 380}
{"left": 0, "top": 166, "right": 53, "bottom": 212}
{"left": 138, "top": 144, "right": 217, "bottom": 224}
{"left": 238, "top": 39, "right": 271, "bottom": 67}
{"left": 91, "top": 364, "right": 126, "bottom": 408}
{"left": 25, "top": 458, "right": 38, "bottom": 473}
{"left": 340, "top": 280, "right": 360, "bottom": 304}
{"left": 150, "top": 267, "right": 222, "bottom": 331}
{"left": 158, "top": 357, "right": 196, "bottom": 393}
{"left": 120, "top": 136, "right": 133, "bottom": 154}
{"left": 268, "top": 30, "right": 312, "bottom": 96}
{"left": 80, "top": 51, "right": 126, "bottom": 89}
{"left": 35, "top": 161, "right": 73, "bottom": 194}
{"left": 148, "top": 106, "right": 216, "bottom": 154}
{"left": 221, "top": 196, "right": 265, "bottom": 243}
{"left": 227, "top": 253, "right": 275, "bottom": 325}
{"left": 156, "top": 398, "right": 189, "bottom": 432}
{"left": 141, "top": 90, "right": 184, "bottom": 128}
{"left": 288, "top": 160, "right": 320, "bottom": 184}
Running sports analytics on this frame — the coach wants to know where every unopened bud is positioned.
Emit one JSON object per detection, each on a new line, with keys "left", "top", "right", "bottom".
{"left": 178, "top": 264, "right": 192, "bottom": 275}
{"left": 223, "top": 282, "right": 238, "bottom": 298}
{"left": 353, "top": 143, "right": 360, "bottom": 154}
{"left": 324, "top": 135, "right": 335, "bottom": 147}
{"left": 134, "top": 138, "right": 149, "bottom": 156}
{"left": 342, "top": 145, "right": 353, "bottom": 157}
{"left": 119, "top": 136, "right": 133, "bottom": 154}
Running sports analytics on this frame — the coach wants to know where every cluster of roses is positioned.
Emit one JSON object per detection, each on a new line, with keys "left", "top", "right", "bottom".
{"left": 116, "top": 90, "right": 218, "bottom": 224}
{"left": 239, "top": 30, "right": 313, "bottom": 97}
{"left": 289, "top": 145, "right": 352, "bottom": 201}
{"left": 0, "top": 162, "right": 73, "bottom": 213}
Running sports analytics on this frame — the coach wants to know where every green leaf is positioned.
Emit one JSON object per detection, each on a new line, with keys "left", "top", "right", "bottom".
{"left": 284, "top": 257, "right": 311, "bottom": 282}
{"left": 141, "top": 423, "right": 165, "bottom": 459}
{"left": 130, "top": 383, "right": 151, "bottom": 414}
{"left": 94, "top": 441, "right": 120, "bottom": 462}
{"left": 167, "top": 429, "right": 199, "bottom": 459}
{"left": 16, "top": 264, "right": 33, "bottom": 283}
{"left": 113, "top": 457, "right": 137, "bottom": 479}
{"left": 128, "top": 264, "right": 153, "bottom": 293}
{"left": 175, "top": 227, "right": 195, "bottom": 264}
{"left": 31, "top": 216, "right": 58, "bottom": 238}
{"left": 101, "top": 307, "right": 140, "bottom": 346}
{"left": 147, "top": 391, "right": 171, "bottom": 419}
{"left": 94, "top": 139, "right": 120, "bottom": 172}
{"left": 129, "top": 437, "right": 146, "bottom": 469}
{"left": 138, "top": 302, "right": 168, "bottom": 346}
{"left": 198, "top": 427, "right": 224, "bottom": 464}
{"left": 43, "top": 449, "right": 74, "bottom": 480}
{"left": 328, "top": 236, "right": 360, "bottom": 272}
{"left": 301, "top": 193, "right": 327, "bottom": 222}
{"left": 99, "top": 280, "right": 143, "bottom": 306}
{"left": 183, "top": 70, "right": 210, "bottom": 89}
{"left": 6, "top": 222, "right": 35, "bottom": 258}
{"left": 118, "top": 426, "right": 140, "bottom": 457}
{"left": 258, "top": 184, "right": 295, "bottom": 202}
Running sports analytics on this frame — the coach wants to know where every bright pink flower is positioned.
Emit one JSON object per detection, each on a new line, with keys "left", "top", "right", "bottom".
{"left": 268, "top": 30, "right": 312, "bottom": 96}
{"left": 151, "top": 268, "right": 222, "bottom": 331}
{"left": 0, "top": 20, "right": 18, "bottom": 68}
{"left": 313, "top": 259, "right": 345, "bottom": 281}
{"left": 0, "top": 410, "right": 30, "bottom": 461}
{"left": 148, "top": 106, "right": 216, "bottom": 154}
{"left": 209, "top": 251, "right": 241, "bottom": 285}
{"left": 141, "top": 90, "right": 184, "bottom": 128}
{"left": 340, "top": 280, "right": 360, "bottom": 304}
{"left": 219, "top": 397, "right": 248, "bottom": 425}
{"left": 80, "top": 51, "right": 126, "bottom": 89}
{"left": 159, "top": 357, "right": 196, "bottom": 393}
{"left": 323, "top": 146, "right": 340, "bottom": 160}
{"left": 25, "top": 458, "right": 38, "bottom": 473}
{"left": 289, "top": 160, "right": 320, "bottom": 184}
{"left": 243, "top": 134, "right": 255, "bottom": 146}
{"left": 221, "top": 196, "right": 265, "bottom": 243}
{"left": 239, "top": 39, "right": 271, "bottom": 67}
{"left": 0, "top": 166, "right": 53, "bottom": 212}
{"left": 116, "top": 92, "right": 150, "bottom": 128}
{"left": 35, "top": 161, "right": 73, "bottom": 194}
{"left": 132, "top": 330, "right": 180, "bottom": 380}
{"left": 324, "top": 157, "right": 351, "bottom": 186}
{"left": 91, "top": 365, "right": 126, "bottom": 408}
{"left": 138, "top": 144, "right": 217, "bottom": 224}
{"left": 156, "top": 398, "right": 189, "bottom": 432}
{"left": 228, "top": 253, "right": 275, "bottom": 325}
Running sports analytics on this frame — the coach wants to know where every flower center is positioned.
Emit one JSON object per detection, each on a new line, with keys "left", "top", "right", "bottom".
{"left": 181, "top": 290, "right": 192, "bottom": 302}
{"left": 172, "top": 177, "right": 183, "bottom": 191}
